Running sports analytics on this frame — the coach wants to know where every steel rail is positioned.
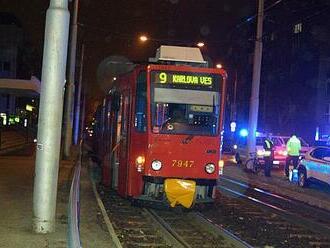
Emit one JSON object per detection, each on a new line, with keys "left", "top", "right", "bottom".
{"left": 218, "top": 180, "right": 330, "bottom": 239}
{"left": 221, "top": 176, "right": 293, "bottom": 201}
{"left": 221, "top": 175, "right": 330, "bottom": 214}
{"left": 91, "top": 181, "right": 123, "bottom": 248}
{"left": 88, "top": 150, "right": 122, "bottom": 248}
{"left": 190, "top": 212, "right": 253, "bottom": 248}
{"left": 143, "top": 209, "right": 187, "bottom": 248}
{"left": 221, "top": 175, "right": 330, "bottom": 220}
{"left": 145, "top": 208, "right": 252, "bottom": 248}
{"left": 68, "top": 139, "right": 123, "bottom": 248}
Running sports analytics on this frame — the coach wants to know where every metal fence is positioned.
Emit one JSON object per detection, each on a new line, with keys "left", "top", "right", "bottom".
{"left": 68, "top": 144, "right": 82, "bottom": 248}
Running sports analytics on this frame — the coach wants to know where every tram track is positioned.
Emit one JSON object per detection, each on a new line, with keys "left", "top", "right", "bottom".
{"left": 145, "top": 208, "right": 251, "bottom": 248}
{"left": 209, "top": 175, "right": 330, "bottom": 247}
{"left": 220, "top": 176, "right": 330, "bottom": 232}
{"left": 98, "top": 185, "right": 251, "bottom": 248}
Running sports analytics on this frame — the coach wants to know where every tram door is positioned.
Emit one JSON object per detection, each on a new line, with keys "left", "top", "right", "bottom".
{"left": 117, "top": 91, "right": 131, "bottom": 197}
{"left": 110, "top": 94, "right": 121, "bottom": 190}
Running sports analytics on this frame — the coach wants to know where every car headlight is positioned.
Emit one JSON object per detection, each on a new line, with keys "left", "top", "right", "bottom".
{"left": 151, "top": 160, "right": 162, "bottom": 171}
{"left": 257, "top": 150, "right": 264, "bottom": 156}
{"left": 205, "top": 163, "right": 215, "bottom": 174}
{"left": 264, "top": 151, "right": 271, "bottom": 156}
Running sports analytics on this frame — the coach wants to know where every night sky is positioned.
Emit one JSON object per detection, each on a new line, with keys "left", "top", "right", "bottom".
{"left": 0, "top": 0, "right": 255, "bottom": 115}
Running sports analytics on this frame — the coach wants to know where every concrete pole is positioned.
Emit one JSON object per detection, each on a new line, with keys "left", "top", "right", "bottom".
{"left": 63, "top": 0, "right": 79, "bottom": 157}
{"left": 33, "top": 0, "right": 70, "bottom": 233}
{"left": 73, "top": 44, "right": 84, "bottom": 145}
{"left": 80, "top": 89, "right": 86, "bottom": 139}
{"left": 247, "top": 0, "right": 264, "bottom": 157}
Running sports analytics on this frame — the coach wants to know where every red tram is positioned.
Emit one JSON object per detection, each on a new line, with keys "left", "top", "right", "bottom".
{"left": 93, "top": 46, "right": 227, "bottom": 208}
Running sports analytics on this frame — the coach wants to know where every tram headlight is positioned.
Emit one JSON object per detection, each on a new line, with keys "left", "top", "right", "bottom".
{"left": 205, "top": 163, "right": 215, "bottom": 174}
{"left": 151, "top": 160, "right": 162, "bottom": 171}
{"left": 136, "top": 155, "right": 145, "bottom": 165}
{"left": 135, "top": 155, "right": 145, "bottom": 172}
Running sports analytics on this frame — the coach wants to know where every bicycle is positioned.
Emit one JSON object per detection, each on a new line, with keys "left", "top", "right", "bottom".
{"left": 244, "top": 152, "right": 262, "bottom": 174}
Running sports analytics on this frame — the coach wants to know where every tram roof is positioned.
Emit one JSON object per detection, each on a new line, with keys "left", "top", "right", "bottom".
{"left": 149, "top": 45, "right": 207, "bottom": 65}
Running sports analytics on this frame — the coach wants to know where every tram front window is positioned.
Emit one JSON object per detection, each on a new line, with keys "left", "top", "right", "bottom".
{"left": 151, "top": 90, "right": 220, "bottom": 136}
{"left": 150, "top": 70, "right": 222, "bottom": 136}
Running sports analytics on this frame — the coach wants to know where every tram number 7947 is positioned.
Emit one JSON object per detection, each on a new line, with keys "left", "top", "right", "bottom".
{"left": 172, "top": 160, "right": 194, "bottom": 168}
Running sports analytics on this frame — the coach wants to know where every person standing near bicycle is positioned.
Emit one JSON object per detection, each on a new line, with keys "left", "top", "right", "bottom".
{"left": 285, "top": 134, "right": 301, "bottom": 177}
{"left": 263, "top": 136, "right": 274, "bottom": 177}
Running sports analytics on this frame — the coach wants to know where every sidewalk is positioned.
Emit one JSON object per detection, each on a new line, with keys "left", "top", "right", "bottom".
{"left": 0, "top": 145, "right": 113, "bottom": 247}
{"left": 0, "top": 129, "right": 31, "bottom": 155}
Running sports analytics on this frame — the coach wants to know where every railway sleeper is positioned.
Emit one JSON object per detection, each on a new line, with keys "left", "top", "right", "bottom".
{"left": 125, "top": 241, "right": 168, "bottom": 247}
{"left": 289, "top": 233, "right": 328, "bottom": 239}
{"left": 308, "top": 241, "right": 330, "bottom": 246}
{"left": 126, "top": 234, "right": 159, "bottom": 239}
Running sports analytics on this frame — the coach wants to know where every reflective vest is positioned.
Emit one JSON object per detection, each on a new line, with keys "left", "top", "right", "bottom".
{"left": 264, "top": 139, "right": 273, "bottom": 150}
{"left": 286, "top": 136, "right": 301, "bottom": 156}
{"left": 263, "top": 139, "right": 274, "bottom": 157}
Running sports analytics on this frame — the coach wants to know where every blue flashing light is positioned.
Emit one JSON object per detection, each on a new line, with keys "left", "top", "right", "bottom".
{"left": 239, "top": 129, "right": 248, "bottom": 137}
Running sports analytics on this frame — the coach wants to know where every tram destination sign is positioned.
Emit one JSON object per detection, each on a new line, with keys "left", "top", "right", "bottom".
{"left": 152, "top": 71, "right": 215, "bottom": 86}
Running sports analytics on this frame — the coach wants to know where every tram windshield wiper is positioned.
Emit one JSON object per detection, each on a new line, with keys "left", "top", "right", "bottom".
{"left": 159, "top": 117, "right": 172, "bottom": 130}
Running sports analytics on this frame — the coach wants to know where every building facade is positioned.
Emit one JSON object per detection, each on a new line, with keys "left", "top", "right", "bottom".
{"left": 0, "top": 13, "right": 22, "bottom": 118}
{"left": 226, "top": 0, "right": 330, "bottom": 143}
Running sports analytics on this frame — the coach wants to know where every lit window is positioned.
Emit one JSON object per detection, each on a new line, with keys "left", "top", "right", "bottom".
{"left": 271, "top": 32, "right": 275, "bottom": 41}
{"left": 294, "top": 23, "right": 302, "bottom": 34}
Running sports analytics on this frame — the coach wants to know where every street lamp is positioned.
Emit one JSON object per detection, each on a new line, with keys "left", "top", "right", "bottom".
{"left": 196, "top": 42, "right": 205, "bottom": 48}
{"left": 139, "top": 35, "right": 148, "bottom": 42}
{"left": 216, "top": 63, "right": 223, "bottom": 69}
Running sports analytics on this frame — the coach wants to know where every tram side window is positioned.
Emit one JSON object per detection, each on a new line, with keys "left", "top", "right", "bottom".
{"left": 135, "top": 71, "right": 147, "bottom": 132}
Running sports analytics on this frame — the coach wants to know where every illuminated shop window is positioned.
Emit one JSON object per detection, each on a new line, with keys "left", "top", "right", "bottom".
{"left": 294, "top": 23, "right": 302, "bottom": 34}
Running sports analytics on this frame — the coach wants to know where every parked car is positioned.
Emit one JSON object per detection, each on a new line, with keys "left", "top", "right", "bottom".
{"left": 234, "top": 134, "right": 286, "bottom": 167}
{"left": 234, "top": 134, "right": 311, "bottom": 168}
{"left": 297, "top": 147, "right": 330, "bottom": 187}
{"left": 272, "top": 135, "right": 311, "bottom": 155}
{"left": 234, "top": 135, "right": 265, "bottom": 164}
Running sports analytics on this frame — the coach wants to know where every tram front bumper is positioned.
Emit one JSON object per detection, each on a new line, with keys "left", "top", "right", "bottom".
{"left": 164, "top": 179, "right": 196, "bottom": 208}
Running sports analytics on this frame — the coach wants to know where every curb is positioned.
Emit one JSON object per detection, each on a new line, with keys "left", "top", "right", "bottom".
{"left": 89, "top": 168, "right": 122, "bottom": 248}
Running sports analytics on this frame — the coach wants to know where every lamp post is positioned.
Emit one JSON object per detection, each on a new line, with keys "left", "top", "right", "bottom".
{"left": 63, "top": 0, "right": 79, "bottom": 157}
{"left": 33, "top": 0, "right": 70, "bottom": 233}
{"left": 247, "top": 0, "right": 264, "bottom": 158}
